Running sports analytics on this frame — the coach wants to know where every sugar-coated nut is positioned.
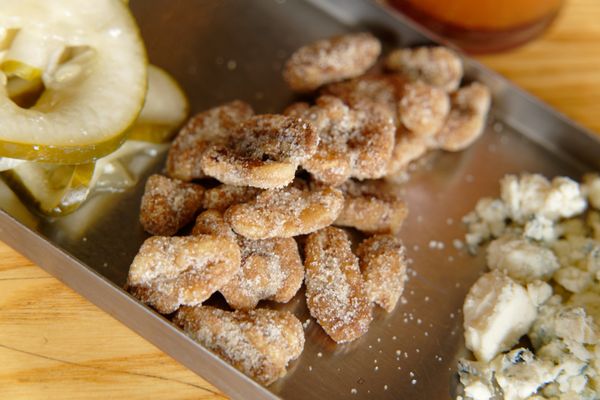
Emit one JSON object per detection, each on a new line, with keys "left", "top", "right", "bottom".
{"left": 334, "top": 179, "right": 408, "bottom": 234}
{"left": 139, "top": 174, "right": 204, "bottom": 236}
{"left": 387, "top": 125, "right": 428, "bottom": 174}
{"left": 166, "top": 100, "right": 254, "bottom": 181}
{"left": 283, "top": 32, "right": 381, "bottom": 92}
{"left": 193, "top": 210, "right": 304, "bottom": 310}
{"left": 285, "top": 95, "right": 395, "bottom": 186}
{"left": 435, "top": 82, "right": 491, "bottom": 152}
{"left": 201, "top": 114, "right": 318, "bottom": 189}
{"left": 304, "top": 227, "right": 373, "bottom": 343}
{"left": 225, "top": 183, "right": 344, "bottom": 240}
{"left": 174, "top": 306, "right": 305, "bottom": 385}
{"left": 322, "top": 73, "right": 408, "bottom": 118}
{"left": 127, "top": 235, "right": 241, "bottom": 314}
{"left": 399, "top": 81, "right": 450, "bottom": 138}
{"left": 202, "top": 184, "right": 262, "bottom": 211}
{"left": 191, "top": 209, "right": 237, "bottom": 239}
{"left": 356, "top": 235, "right": 408, "bottom": 312}
{"left": 385, "top": 46, "right": 463, "bottom": 92}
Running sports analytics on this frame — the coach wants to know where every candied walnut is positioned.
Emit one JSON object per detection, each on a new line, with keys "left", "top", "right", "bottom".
{"left": 387, "top": 125, "right": 429, "bottom": 174}
{"left": 435, "top": 82, "right": 492, "bottom": 152}
{"left": 324, "top": 74, "right": 449, "bottom": 138}
{"left": 191, "top": 209, "right": 237, "bottom": 239}
{"left": 126, "top": 235, "right": 241, "bottom": 314}
{"left": 335, "top": 180, "right": 408, "bottom": 234}
{"left": 225, "top": 183, "right": 344, "bottom": 240}
{"left": 202, "top": 184, "right": 261, "bottom": 211}
{"left": 385, "top": 46, "right": 463, "bottom": 92}
{"left": 399, "top": 81, "right": 449, "bottom": 138}
{"left": 356, "top": 235, "right": 408, "bottom": 312}
{"left": 139, "top": 174, "right": 204, "bottom": 236}
{"left": 304, "top": 227, "right": 373, "bottom": 343}
{"left": 322, "top": 73, "right": 408, "bottom": 115}
{"left": 166, "top": 100, "right": 254, "bottom": 181}
{"left": 201, "top": 114, "right": 318, "bottom": 189}
{"left": 285, "top": 95, "right": 395, "bottom": 186}
{"left": 174, "top": 306, "right": 304, "bottom": 385}
{"left": 283, "top": 32, "right": 381, "bottom": 92}
{"left": 193, "top": 210, "right": 304, "bottom": 310}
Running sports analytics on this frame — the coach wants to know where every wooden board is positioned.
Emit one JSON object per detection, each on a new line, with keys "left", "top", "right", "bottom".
{"left": 1, "top": 0, "right": 599, "bottom": 398}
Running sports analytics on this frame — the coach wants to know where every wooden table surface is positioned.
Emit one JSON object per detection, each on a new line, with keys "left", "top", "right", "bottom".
{"left": 1, "top": 1, "right": 599, "bottom": 399}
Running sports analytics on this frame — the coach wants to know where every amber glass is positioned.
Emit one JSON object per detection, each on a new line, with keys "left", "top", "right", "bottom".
{"left": 389, "top": 0, "right": 564, "bottom": 53}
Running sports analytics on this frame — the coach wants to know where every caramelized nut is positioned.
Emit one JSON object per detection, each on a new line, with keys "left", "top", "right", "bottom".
{"left": 335, "top": 180, "right": 408, "bottom": 234}
{"left": 201, "top": 114, "right": 318, "bottom": 188}
{"left": 139, "top": 174, "right": 204, "bottom": 236}
{"left": 127, "top": 235, "right": 241, "bottom": 314}
{"left": 225, "top": 183, "right": 344, "bottom": 240}
{"left": 175, "top": 306, "right": 305, "bottom": 385}
{"left": 304, "top": 227, "right": 373, "bottom": 343}
{"left": 285, "top": 96, "right": 395, "bottom": 186}
{"left": 385, "top": 46, "right": 463, "bottom": 92}
{"left": 166, "top": 100, "right": 254, "bottom": 181}
{"left": 284, "top": 32, "right": 381, "bottom": 92}
{"left": 435, "top": 82, "right": 492, "bottom": 151}
{"left": 193, "top": 210, "right": 303, "bottom": 310}
{"left": 357, "top": 235, "right": 408, "bottom": 312}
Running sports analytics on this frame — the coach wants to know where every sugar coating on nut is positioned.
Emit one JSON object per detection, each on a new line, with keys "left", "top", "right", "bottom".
{"left": 399, "top": 81, "right": 450, "bottom": 138}
{"left": 284, "top": 32, "right": 381, "bottom": 92}
{"left": 191, "top": 209, "right": 237, "bottom": 239}
{"left": 139, "top": 174, "right": 204, "bottom": 236}
{"left": 385, "top": 46, "right": 463, "bottom": 92}
{"left": 202, "top": 184, "right": 262, "bottom": 211}
{"left": 356, "top": 235, "right": 408, "bottom": 312}
{"left": 304, "top": 227, "right": 373, "bottom": 343}
{"left": 387, "top": 125, "right": 429, "bottom": 174}
{"left": 167, "top": 100, "right": 254, "bottom": 181}
{"left": 285, "top": 95, "right": 395, "bottom": 186}
{"left": 322, "top": 73, "right": 408, "bottom": 116}
{"left": 174, "top": 306, "right": 304, "bottom": 385}
{"left": 225, "top": 183, "right": 344, "bottom": 240}
{"left": 335, "top": 180, "right": 408, "bottom": 234}
{"left": 435, "top": 82, "right": 492, "bottom": 152}
{"left": 127, "top": 235, "right": 241, "bottom": 314}
{"left": 193, "top": 210, "right": 303, "bottom": 310}
{"left": 201, "top": 114, "right": 318, "bottom": 189}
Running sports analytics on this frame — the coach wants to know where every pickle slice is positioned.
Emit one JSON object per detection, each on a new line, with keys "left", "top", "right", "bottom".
{"left": 0, "top": 0, "right": 147, "bottom": 164}
{"left": 1, "top": 140, "right": 166, "bottom": 216}
{"left": 2, "top": 162, "right": 95, "bottom": 216}
{"left": 128, "top": 65, "right": 189, "bottom": 143}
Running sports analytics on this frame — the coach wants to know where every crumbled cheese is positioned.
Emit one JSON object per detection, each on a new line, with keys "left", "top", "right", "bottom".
{"left": 463, "top": 271, "right": 537, "bottom": 362}
{"left": 458, "top": 174, "right": 600, "bottom": 399}
{"left": 526, "top": 280, "right": 553, "bottom": 307}
{"left": 553, "top": 266, "right": 593, "bottom": 293}
{"left": 524, "top": 216, "right": 558, "bottom": 242}
{"left": 500, "top": 174, "right": 586, "bottom": 223}
{"left": 486, "top": 236, "right": 559, "bottom": 283}
{"left": 491, "top": 348, "right": 557, "bottom": 400}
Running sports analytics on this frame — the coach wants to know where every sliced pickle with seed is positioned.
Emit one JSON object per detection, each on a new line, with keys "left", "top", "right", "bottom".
{"left": 0, "top": 0, "right": 147, "bottom": 164}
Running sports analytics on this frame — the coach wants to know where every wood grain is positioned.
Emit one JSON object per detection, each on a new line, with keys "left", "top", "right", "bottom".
{"left": 1, "top": 0, "right": 599, "bottom": 399}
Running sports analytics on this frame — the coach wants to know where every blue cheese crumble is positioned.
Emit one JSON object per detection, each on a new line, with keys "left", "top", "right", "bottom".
{"left": 458, "top": 174, "right": 600, "bottom": 399}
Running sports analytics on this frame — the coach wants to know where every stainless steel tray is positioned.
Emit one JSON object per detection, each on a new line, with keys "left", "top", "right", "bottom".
{"left": 2, "top": 0, "right": 599, "bottom": 399}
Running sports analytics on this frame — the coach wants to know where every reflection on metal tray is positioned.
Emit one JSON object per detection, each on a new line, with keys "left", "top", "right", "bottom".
{"left": 0, "top": 0, "right": 599, "bottom": 399}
